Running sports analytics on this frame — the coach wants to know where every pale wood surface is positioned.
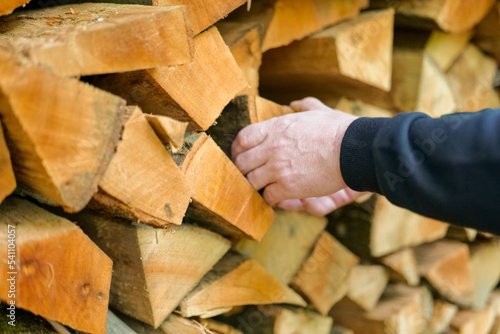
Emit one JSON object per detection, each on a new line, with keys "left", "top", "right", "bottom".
{"left": 0, "top": 4, "right": 193, "bottom": 77}
{"left": 0, "top": 198, "right": 112, "bottom": 334}
{"left": 106, "top": 310, "right": 138, "bottom": 334}
{"left": 379, "top": 248, "right": 420, "bottom": 286}
{"left": 0, "top": 122, "right": 15, "bottom": 204}
{"left": 145, "top": 114, "right": 188, "bottom": 153}
{"left": 422, "top": 300, "right": 458, "bottom": 334}
{"left": 425, "top": 30, "right": 472, "bottom": 72}
{"left": 469, "top": 240, "right": 500, "bottom": 309}
{"left": 274, "top": 306, "right": 333, "bottom": 334}
{"left": 346, "top": 264, "right": 389, "bottom": 311}
{"left": 475, "top": 4, "right": 500, "bottom": 63}
{"left": 120, "top": 312, "right": 211, "bottom": 334}
{"left": 450, "top": 307, "right": 495, "bottom": 334}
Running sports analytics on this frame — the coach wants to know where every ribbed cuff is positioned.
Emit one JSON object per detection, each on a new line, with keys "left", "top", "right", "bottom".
{"left": 340, "top": 117, "right": 389, "bottom": 193}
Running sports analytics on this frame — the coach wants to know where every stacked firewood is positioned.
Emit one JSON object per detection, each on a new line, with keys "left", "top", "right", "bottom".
{"left": 0, "top": 0, "right": 499, "bottom": 333}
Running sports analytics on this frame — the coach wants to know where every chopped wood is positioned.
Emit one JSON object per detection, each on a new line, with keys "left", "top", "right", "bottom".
{"left": 290, "top": 232, "right": 359, "bottom": 315}
{"left": 0, "top": 0, "right": 31, "bottom": 16}
{"left": 414, "top": 240, "right": 473, "bottom": 306}
{"left": 0, "top": 198, "right": 112, "bottom": 334}
{"left": 379, "top": 248, "right": 421, "bottom": 286}
{"left": 180, "top": 253, "right": 307, "bottom": 318}
{"left": 446, "top": 44, "right": 497, "bottom": 112}
{"left": 330, "top": 284, "right": 433, "bottom": 334}
{"left": 330, "top": 325, "right": 355, "bottom": 334}
{"left": 260, "top": 9, "right": 395, "bottom": 110}
{"left": 91, "top": 26, "right": 247, "bottom": 131}
{"left": 90, "top": 107, "right": 192, "bottom": 227}
{"left": 475, "top": 4, "right": 500, "bottom": 64}
{"left": 234, "top": 209, "right": 327, "bottom": 284}
{"left": 422, "top": 300, "right": 458, "bottom": 334}
{"left": 425, "top": 31, "right": 472, "bottom": 72}
{"left": 106, "top": 310, "right": 138, "bottom": 334}
{"left": 488, "top": 290, "right": 500, "bottom": 334}
{"left": 119, "top": 312, "right": 212, "bottom": 334}
{"left": 172, "top": 132, "right": 275, "bottom": 241}
{"left": 199, "top": 318, "right": 243, "bottom": 334}
{"left": 0, "top": 50, "right": 127, "bottom": 212}
{"left": 0, "top": 4, "right": 193, "bottom": 77}
{"left": 328, "top": 195, "right": 448, "bottom": 257}
{"left": 207, "top": 95, "right": 292, "bottom": 156}
{"left": 217, "top": 22, "right": 262, "bottom": 96}
{"left": 73, "top": 209, "right": 231, "bottom": 327}
{"left": 334, "top": 97, "right": 394, "bottom": 118}
{"left": 450, "top": 307, "right": 495, "bottom": 334}
{"left": 447, "top": 226, "right": 478, "bottom": 242}
{"left": 469, "top": 240, "right": 500, "bottom": 309}
{"left": 145, "top": 114, "right": 188, "bottom": 153}
{"left": 0, "top": 122, "right": 15, "bottom": 204}
{"left": 346, "top": 264, "right": 389, "bottom": 311}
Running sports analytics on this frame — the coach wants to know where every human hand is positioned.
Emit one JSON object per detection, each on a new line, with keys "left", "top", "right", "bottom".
{"left": 231, "top": 97, "right": 358, "bottom": 205}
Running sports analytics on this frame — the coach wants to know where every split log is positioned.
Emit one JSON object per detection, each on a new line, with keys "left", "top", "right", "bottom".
{"left": 447, "top": 226, "right": 478, "bottom": 242}
{"left": 371, "top": 0, "right": 495, "bottom": 33}
{"left": 145, "top": 114, "right": 188, "bottom": 153}
{"left": 379, "top": 248, "right": 420, "bottom": 286}
{"left": 91, "top": 26, "right": 247, "bottom": 131}
{"left": 260, "top": 9, "right": 395, "bottom": 110}
{"left": 0, "top": 0, "right": 31, "bottom": 16}
{"left": 171, "top": 132, "right": 275, "bottom": 241}
{"left": 330, "top": 284, "right": 433, "bottom": 334}
{"left": 199, "top": 319, "right": 243, "bottom": 334}
{"left": 180, "top": 252, "right": 307, "bottom": 318}
{"left": 450, "top": 307, "right": 495, "bottom": 334}
{"left": 346, "top": 264, "right": 389, "bottom": 311}
{"left": 106, "top": 310, "right": 138, "bottom": 334}
{"left": 474, "top": 4, "right": 500, "bottom": 64}
{"left": 422, "top": 300, "right": 458, "bottom": 334}
{"left": 73, "top": 209, "right": 231, "bottom": 327}
{"left": 0, "top": 198, "right": 112, "bottom": 334}
{"left": 328, "top": 195, "right": 448, "bottom": 257}
{"left": 90, "top": 107, "right": 192, "bottom": 227}
{"left": 0, "top": 50, "right": 127, "bottom": 212}
{"left": 119, "top": 312, "right": 212, "bottom": 334}
{"left": 425, "top": 31, "right": 472, "bottom": 72}
{"left": 208, "top": 94, "right": 292, "bottom": 156}
{"left": 469, "top": 240, "right": 500, "bottom": 309}
{"left": 446, "top": 44, "right": 497, "bottom": 112}
{"left": 0, "top": 122, "right": 16, "bottom": 204}
{"left": 228, "top": 0, "right": 368, "bottom": 51}
{"left": 217, "top": 22, "right": 262, "bottom": 96}
{"left": 234, "top": 209, "right": 327, "bottom": 284}
{"left": 489, "top": 290, "right": 500, "bottom": 334}
{"left": 290, "top": 232, "right": 359, "bottom": 315}
{"left": 330, "top": 325, "right": 354, "bottom": 334}
{"left": 414, "top": 240, "right": 473, "bottom": 306}
{"left": 333, "top": 97, "right": 394, "bottom": 118}
{"left": 0, "top": 4, "right": 193, "bottom": 77}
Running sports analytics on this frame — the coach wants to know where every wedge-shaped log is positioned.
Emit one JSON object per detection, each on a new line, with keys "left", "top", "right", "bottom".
{"left": 346, "top": 264, "right": 389, "bottom": 311}
{"left": 0, "top": 4, "right": 193, "bottom": 77}
{"left": 0, "top": 51, "right": 127, "bottom": 212}
{"left": 425, "top": 30, "right": 472, "bottom": 72}
{"left": 172, "top": 132, "right": 274, "bottom": 241}
{"left": 260, "top": 9, "right": 395, "bottom": 110}
{"left": 469, "top": 240, "right": 500, "bottom": 309}
{"left": 180, "top": 253, "right": 306, "bottom": 318}
{"left": 446, "top": 44, "right": 497, "bottom": 112}
{"left": 475, "top": 4, "right": 500, "bottom": 64}
{"left": 119, "top": 312, "right": 211, "bottom": 334}
{"left": 228, "top": 0, "right": 368, "bottom": 51}
{"left": 218, "top": 22, "right": 262, "bottom": 96}
{"left": 0, "top": 0, "right": 31, "bottom": 16}
{"left": 92, "top": 26, "right": 246, "bottom": 131}
{"left": 328, "top": 195, "right": 448, "bottom": 257}
{"left": 489, "top": 290, "right": 500, "bottom": 334}
{"left": 90, "top": 107, "right": 191, "bottom": 227}
{"left": 291, "top": 232, "right": 359, "bottom": 315}
{"left": 423, "top": 300, "right": 458, "bottom": 334}
{"left": 208, "top": 95, "right": 292, "bottom": 156}
{"left": 0, "top": 122, "right": 15, "bottom": 204}
{"left": 379, "top": 248, "right": 420, "bottom": 286}
{"left": 234, "top": 209, "right": 326, "bottom": 284}
{"left": 330, "top": 284, "right": 433, "bottom": 334}
{"left": 73, "top": 210, "right": 231, "bottom": 327}
{"left": 450, "top": 307, "right": 495, "bottom": 334}
{"left": 414, "top": 240, "right": 473, "bottom": 306}
{"left": 371, "top": 0, "right": 495, "bottom": 33}
{"left": 145, "top": 114, "right": 188, "bottom": 153}
{"left": 0, "top": 198, "right": 112, "bottom": 334}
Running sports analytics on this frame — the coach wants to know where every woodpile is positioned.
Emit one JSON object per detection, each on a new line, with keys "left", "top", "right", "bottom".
{"left": 0, "top": 0, "right": 499, "bottom": 333}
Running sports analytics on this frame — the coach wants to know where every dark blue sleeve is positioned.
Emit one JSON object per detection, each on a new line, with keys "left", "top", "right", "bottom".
{"left": 339, "top": 108, "right": 500, "bottom": 235}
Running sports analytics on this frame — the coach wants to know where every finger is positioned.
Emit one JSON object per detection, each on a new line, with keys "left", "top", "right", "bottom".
{"left": 231, "top": 123, "right": 268, "bottom": 161}
{"left": 326, "top": 188, "right": 367, "bottom": 210}
{"left": 300, "top": 197, "right": 335, "bottom": 216}
{"left": 233, "top": 145, "right": 268, "bottom": 176}
{"left": 276, "top": 199, "right": 304, "bottom": 211}
{"left": 262, "top": 183, "right": 288, "bottom": 206}
{"left": 246, "top": 164, "right": 275, "bottom": 191}
{"left": 289, "top": 97, "right": 331, "bottom": 112}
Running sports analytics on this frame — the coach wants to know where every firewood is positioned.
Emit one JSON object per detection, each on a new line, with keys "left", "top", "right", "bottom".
{"left": 475, "top": 4, "right": 500, "bottom": 64}
{"left": 290, "top": 232, "right": 359, "bottom": 315}
{"left": 91, "top": 26, "right": 246, "bottom": 131}
{"left": 379, "top": 248, "right": 420, "bottom": 286}
{"left": 0, "top": 198, "right": 112, "bottom": 334}
{"left": 330, "top": 325, "right": 354, "bottom": 334}
{"left": 0, "top": 50, "right": 127, "bottom": 212}
{"left": 414, "top": 240, "right": 473, "bottom": 306}
{"left": 0, "top": 4, "right": 193, "bottom": 77}
{"left": 422, "top": 300, "right": 458, "bottom": 334}
{"left": 171, "top": 132, "right": 275, "bottom": 241}
{"left": 72, "top": 209, "right": 231, "bottom": 328}
{"left": 207, "top": 95, "right": 292, "bottom": 156}
{"left": 144, "top": 114, "right": 188, "bottom": 153}
{"left": 234, "top": 209, "right": 327, "bottom": 284}
{"left": 446, "top": 44, "right": 497, "bottom": 112}
{"left": 469, "top": 240, "right": 500, "bottom": 309}
{"left": 0, "top": 122, "right": 15, "bottom": 204}
{"left": 119, "top": 312, "right": 212, "bottom": 334}
{"left": 90, "top": 107, "right": 192, "bottom": 227}
{"left": 330, "top": 284, "right": 433, "bottom": 334}
{"left": 334, "top": 97, "right": 394, "bottom": 118}
{"left": 450, "top": 307, "right": 495, "bottom": 334}
{"left": 425, "top": 31, "right": 472, "bottom": 72}
{"left": 346, "top": 264, "right": 389, "bottom": 311}
{"left": 180, "top": 252, "right": 307, "bottom": 318}
{"left": 228, "top": 0, "right": 368, "bottom": 51}
{"left": 447, "top": 226, "right": 478, "bottom": 242}
{"left": 0, "top": 0, "right": 31, "bottom": 16}
{"left": 371, "top": 0, "right": 495, "bottom": 33}
{"left": 106, "top": 310, "right": 138, "bottom": 334}
{"left": 260, "top": 9, "right": 395, "bottom": 110}
{"left": 217, "top": 22, "right": 262, "bottom": 96}
{"left": 328, "top": 195, "right": 448, "bottom": 257}
{"left": 199, "top": 318, "right": 243, "bottom": 334}
{"left": 489, "top": 290, "right": 500, "bottom": 334}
